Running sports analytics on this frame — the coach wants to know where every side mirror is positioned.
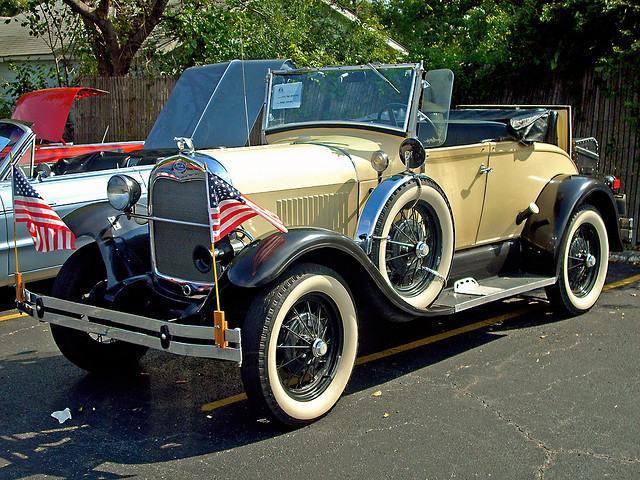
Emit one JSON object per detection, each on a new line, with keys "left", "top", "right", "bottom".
{"left": 399, "top": 137, "right": 426, "bottom": 169}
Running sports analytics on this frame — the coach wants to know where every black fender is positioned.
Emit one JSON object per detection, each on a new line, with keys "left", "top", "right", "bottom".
{"left": 225, "top": 227, "right": 452, "bottom": 319}
{"left": 62, "top": 201, "right": 150, "bottom": 286}
{"left": 522, "top": 174, "right": 623, "bottom": 274}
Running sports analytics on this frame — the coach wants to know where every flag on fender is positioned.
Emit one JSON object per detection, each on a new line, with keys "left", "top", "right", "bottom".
{"left": 205, "top": 171, "right": 287, "bottom": 243}
{"left": 12, "top": 166, "right": 76, "bottom": 252}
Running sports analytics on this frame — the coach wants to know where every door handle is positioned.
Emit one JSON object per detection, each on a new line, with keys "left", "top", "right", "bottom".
{"left": 479, "top": 163, "right": 492, "bottom": 174}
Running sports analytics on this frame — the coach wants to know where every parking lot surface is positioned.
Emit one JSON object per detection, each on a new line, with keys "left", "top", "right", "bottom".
{"left": 1, "top": 260, "right": 639, "bottom": 479}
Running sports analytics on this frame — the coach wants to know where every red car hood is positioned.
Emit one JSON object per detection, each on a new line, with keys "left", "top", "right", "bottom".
{"left": 11, "top": 87, "right": 108, "bottom": 143}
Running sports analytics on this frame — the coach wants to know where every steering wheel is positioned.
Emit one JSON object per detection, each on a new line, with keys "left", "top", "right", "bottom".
{"left": 377, "top": 103, "right": 407, "bottom": 127}
{"left": 33, "top": 162, "right": 53, "bottom": 179}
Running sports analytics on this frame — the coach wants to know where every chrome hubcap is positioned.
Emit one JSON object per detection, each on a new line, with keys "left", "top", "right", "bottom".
{"left": 415, "top": 241, "right": 429, "bottom": 258}
{"left": 312, "top": 338, "right": 328, "bottom": 358}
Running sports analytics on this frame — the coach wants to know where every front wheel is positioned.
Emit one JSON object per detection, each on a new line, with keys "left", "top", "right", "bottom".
{"left": 241, "top": 264, "right": 358, "bottom": 426}
{"left": 546, "top": 205, "right": 609, "bottom": 316}
{"left": 50, "top": 246, "right": 148, "bottom": 373}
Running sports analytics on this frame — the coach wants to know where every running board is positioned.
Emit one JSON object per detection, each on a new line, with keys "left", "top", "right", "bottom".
{"left": 432, "top": 275, "right": 556, "bottom": 313}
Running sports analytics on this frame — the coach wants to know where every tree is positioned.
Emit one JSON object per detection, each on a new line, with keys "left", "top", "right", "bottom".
{"left": 158, "top": 0, "right": 403, "bottom": 74}
{"left": 62, "top": 0, "right": 169, "bottom": 76}
{"left": 0, "top": 0, "right": 26, "bottom": 16}
{"left": 20, "top": 0, "right": 83, "bottom": 86}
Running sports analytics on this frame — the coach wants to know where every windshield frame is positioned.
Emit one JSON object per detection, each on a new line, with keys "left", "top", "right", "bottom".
{"left": 0, "top": 120, "right": 36, "bottom": 181}
{"left": 263, "top": 63, "right": 422, "bottom": 136}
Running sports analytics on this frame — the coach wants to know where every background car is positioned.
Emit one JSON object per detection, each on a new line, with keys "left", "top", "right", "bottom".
{"left": 1, "top": 59, "right": 292, "bottom": 287}
{"left": 18, "top": 62, "right": 631, "bottom": 426}
{"left": 11, "top": 87, "right": 144, "bottom": 163}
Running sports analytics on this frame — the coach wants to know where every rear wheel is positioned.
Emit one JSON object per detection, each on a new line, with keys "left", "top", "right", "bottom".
{"left": 546, "top": 205, "right": 609, "bottom": 316}
{"left": 370, "top": 179, "right": 454, "bottom": 308}
{"left": 241, "top": 264, "right": 358, "bottom": 426}
{"left": 50, "top": 246, "right": 148, "bottom": 373}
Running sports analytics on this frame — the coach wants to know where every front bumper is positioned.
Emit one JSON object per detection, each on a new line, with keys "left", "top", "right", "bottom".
{"left": 17, "top": 289, "right": 242, "bottom": 364}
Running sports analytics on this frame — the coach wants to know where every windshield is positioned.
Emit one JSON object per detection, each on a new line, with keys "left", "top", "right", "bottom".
{"left": 0, "top": 122, "right": 25, "bottom": 153}
{"left": 265, "top": 64, "right": 418, "bottom": 132}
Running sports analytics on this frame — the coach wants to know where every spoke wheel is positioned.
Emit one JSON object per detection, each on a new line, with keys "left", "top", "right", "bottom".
{"left": 385, "top": 202, "right": 441, "bottom": 295}
{"left": 275, "top": 294, "right": 342, "bottom": 401}
{"left": 241, "top": 264, "right": 358, "bottom": 426}
{"left": 371, "top": 179, "right": 454, "bottom": 308}
{"left": 546, "top": 205, "right": 609, "bottom": 316}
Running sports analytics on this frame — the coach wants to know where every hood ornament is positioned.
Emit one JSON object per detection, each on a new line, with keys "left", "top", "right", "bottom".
{"left": 174, "top": 137, "right": 194, "bottom": 155}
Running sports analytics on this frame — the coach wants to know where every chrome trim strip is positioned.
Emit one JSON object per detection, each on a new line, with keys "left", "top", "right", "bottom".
{"left": 20, "top": 290, "right": 242, "bottom": 363}
{"left": 354, "top": 174, "right": 420, "bottom": 255}
{"left": 120, "top": 212, "right": 208, "bottom": 229}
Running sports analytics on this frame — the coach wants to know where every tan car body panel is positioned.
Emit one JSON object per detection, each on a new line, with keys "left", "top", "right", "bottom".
{"left": 199, "top": 142, "right": 360, "bottom": 237}
{"left": 474, "top": 142, "right": 578, "bottom": 245}
{"left": 199, "top": 122, "right": 579, "bottom": 250}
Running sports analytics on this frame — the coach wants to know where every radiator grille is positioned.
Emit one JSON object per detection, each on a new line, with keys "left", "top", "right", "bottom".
{"left": 150, "top": 176, "right": 214, "bottom": 284}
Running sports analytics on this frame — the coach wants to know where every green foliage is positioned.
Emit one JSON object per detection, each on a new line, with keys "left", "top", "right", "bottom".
{"left": 17, "top": 0, "right": 83, "bottom": 85}
{"left": 0, "top": 63, "right": 57, "bottom": 117}
{"left": 372, "top": 0, "right": 640, "bottom": 132}
{"left": 157, "top": 0, "right": 403, "bottom": 74}
{"left": 370, "top": 0, "right": 514, "bottom": 99}
{"left": 0, "top": 0, "right": 26, "bottom": 16}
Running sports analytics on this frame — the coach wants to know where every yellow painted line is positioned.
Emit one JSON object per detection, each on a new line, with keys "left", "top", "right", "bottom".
{"left": 201, "top": 271, "right": 640, "bottom": 413}
{"left": 0, "top": 312, "right": 26, "bottom": 322}
{"left": 200, "top": 306, "right": 538, "bottom": 412}
{"left": 603, "top": 273, "right": 640, "bottom": 291}
{"left": 201, "top": 393, "right": 248, "bottom": 412}
{"left": 355, "top": 306, "right": 538, "bottom": 366}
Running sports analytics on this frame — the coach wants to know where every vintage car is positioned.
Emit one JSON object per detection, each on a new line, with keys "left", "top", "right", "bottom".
{"left": 1, "top": 60, "right": 290, "bottom": 287}
{"left": 17, "top": 62, "right": 632, "bottom": 426}
{"left": 11, "top": 87, "right": 144, "bottom": 163}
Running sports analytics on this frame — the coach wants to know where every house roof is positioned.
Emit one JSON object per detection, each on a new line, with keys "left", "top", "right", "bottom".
{"left": 0, "top": 14, "right": 54, "bottom": 61}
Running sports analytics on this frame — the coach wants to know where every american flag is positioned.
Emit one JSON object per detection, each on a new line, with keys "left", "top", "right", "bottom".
{"left": 206, "top": 172, "right": 287, "bottom": 243}
{"left": 12, "top": 166, "right": 76, "bottom": 252}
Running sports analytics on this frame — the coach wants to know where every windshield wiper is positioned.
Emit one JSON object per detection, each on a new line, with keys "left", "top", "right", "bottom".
{"left": 366, "top": 63, "right": 401, "bottom": 94}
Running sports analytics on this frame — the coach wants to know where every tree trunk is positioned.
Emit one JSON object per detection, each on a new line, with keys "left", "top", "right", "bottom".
{"left": 64, "top": 0, "right": 169, "bottom": 77}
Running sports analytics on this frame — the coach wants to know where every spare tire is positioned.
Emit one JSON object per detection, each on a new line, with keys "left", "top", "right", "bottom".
{"left": 370, "top": 178, "right": 454, "bottom": 308}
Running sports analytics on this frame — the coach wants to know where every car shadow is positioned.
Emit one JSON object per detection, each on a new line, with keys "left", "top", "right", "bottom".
{"left": 1, "top": 260, "right": 637, "bottom": 478}
{"left": 0, "top": 293, "right": 567, "bottom": 479}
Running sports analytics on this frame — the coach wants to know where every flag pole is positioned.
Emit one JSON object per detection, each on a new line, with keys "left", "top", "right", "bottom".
{"left": 10, "top": 161, "right": 25, "bottom": 303}
{"left": 211, "top": 242, "right": 227, "bottom": 349}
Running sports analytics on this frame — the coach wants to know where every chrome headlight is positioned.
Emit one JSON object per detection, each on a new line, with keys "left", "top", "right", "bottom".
{"left": 371, "top": 150, "right": 390, "bottom": 173}
{"left": 107, "top": 174, "right": 141, "bottom": 211}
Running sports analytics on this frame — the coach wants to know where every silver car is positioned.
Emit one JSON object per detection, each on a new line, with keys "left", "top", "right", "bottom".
{"left": 0, "top": 119, "right": 154, "bottom": 286}
{"left": 0, "top": 59, "right": 293, "bottom": 287}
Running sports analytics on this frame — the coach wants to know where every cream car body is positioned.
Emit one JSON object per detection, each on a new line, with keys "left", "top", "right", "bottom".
{"left": 18, "top": 63, "right": 630, "bottom": 426}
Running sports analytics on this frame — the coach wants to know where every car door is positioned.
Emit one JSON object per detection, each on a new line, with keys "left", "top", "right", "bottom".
{"left": 475, "top": 142, "right": 577, "bottom": 245}
{"left": 426, "top": 143, "right": 490, "bottom": 250}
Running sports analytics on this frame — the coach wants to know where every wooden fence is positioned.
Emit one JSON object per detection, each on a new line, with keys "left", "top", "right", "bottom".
{"left": 74, "top": 70, "right": 639, "bottom": 244}
{"left": 475, "top": 66, "right": 639, "bottom": 244}
{"left": 74, "top": 76, "right": 178, "bottom": 144}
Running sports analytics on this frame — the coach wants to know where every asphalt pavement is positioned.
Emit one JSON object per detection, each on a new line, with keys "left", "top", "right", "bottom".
{"left": 1, "top": 259, "right": 639, "bottom": 479}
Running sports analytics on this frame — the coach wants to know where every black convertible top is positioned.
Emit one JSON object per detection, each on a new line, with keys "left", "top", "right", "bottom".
{"left": 144, "top": 59, "right": 295, "bottom": 150}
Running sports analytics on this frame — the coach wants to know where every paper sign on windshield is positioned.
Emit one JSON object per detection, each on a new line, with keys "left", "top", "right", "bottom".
{"left": 272, "top": 82, "right": 302, "bottom": 110}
